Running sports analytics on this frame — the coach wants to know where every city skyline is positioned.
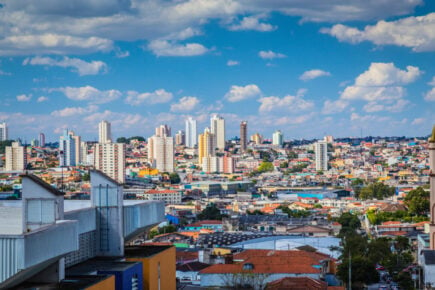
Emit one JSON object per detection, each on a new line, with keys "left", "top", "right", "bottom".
{"left": 1, "top": 1, "right": 435, "bottom": 140}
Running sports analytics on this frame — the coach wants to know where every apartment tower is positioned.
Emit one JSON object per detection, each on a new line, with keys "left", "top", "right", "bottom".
{"left": 240, "top": 121, "right": 247, "bottom": 152}
{"left": 98, "top": 120, "right": 112, "bottom": 143}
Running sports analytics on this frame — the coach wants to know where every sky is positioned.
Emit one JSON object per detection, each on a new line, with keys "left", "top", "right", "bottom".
{"left": 1, "top": 0, "right": 435, "bottom": 142}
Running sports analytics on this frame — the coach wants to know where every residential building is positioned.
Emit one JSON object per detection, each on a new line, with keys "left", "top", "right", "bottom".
{"left": 39, "top": 132, "right": 45, "bottom": 147}
{"left": 272, "top": 130, "right": 283, "bottom": 147}
{"left": 315, "top": 140, "right": 328, "bottom": 171}
{"left": 0, "top": 121, "right": 8, "bottom": 141}
{"left": 59, "top": 129, "right": 76, "bottom": 166}
{"left": 140, "top": 189, "right": 182, "bottom": 204}
{"left": 175, "top": 130, "right": 185, "bottom": 145}
{"left": 94, "top": 143, "right": 126, "bottom": 183}
{"left": 98, "top": 120, "right": 112, "bottom": 143}
{"left": 155, "top": 124, "right": 171, "bottom": 137}
{"left": 148, "top": 135, "right": 174, "bottom": 172}
{"left": 210, "top": 114, "right": 225, "bottom": 150}
{"left": 69, "top": 131, "right": 82, "bottom": 165}
{"left": 185, "top": 117, "right": 197, "bottom": 148}
{"left": 5, "top": 141, "right": 27, "bottom": 171}
{"left": 240, "top": 121, "right": 247, "bottom": 152}
{"left": 251, "top": 133, "right": 262, "bottom": 145}
{"left": 198, "top": 128, "right": 215, "bottom": 165}
{"left": 223, "top": 155, "right": 235, "bottom": 174}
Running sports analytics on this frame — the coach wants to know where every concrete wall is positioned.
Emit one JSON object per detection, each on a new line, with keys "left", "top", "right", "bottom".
{"left": 86, "top": 275, "right": 116, "bottom": 290}
{"left": 123, "top": 201, "right": 165, "bottom": 240}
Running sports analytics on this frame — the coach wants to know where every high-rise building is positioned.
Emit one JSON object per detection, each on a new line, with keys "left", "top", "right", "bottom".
{"left": 315, "top": 140, "right": 328, "bottom": 171}
{"left": 155, "top": 124, "right": 171, "bottom": 137}
{"left": 175, "top": 130, "right": 185, "bottom": 146}
{"left": 324, "top": 135, "right": 334, "bottom": 143}
{"left": 94, "top": 143, "right": 126, "bottom": 183}
{"left": 59, "top": 129, "right": 76, "bottom": 166}
{"left": 251, "top": 133, "right": 262, "bottom": 145}
{"left": 428, "top": 125, "right": 435, "bottom": 249}
{"left": 30, "top": 139, "right": 39, "bottom": 147}
{"left": 39, "top": 133, "right": 45, "bottom": 147}
{"left": 80, "top": 141, "right": 90, "bottom": 165}
{"left": 185, "top": 117, "right": 197, "bottom": 148}
{"left": 98, "top": 120, "right": 112, "bottom": 144}
{"left": 69, "top": 131, "right": 82, "bottom": 165}
{"left": 210, "top": 115, "right": 225, "bottom": 150}
{"left": 198, "top": 128, "right": 215, "bottom": 165}
{"left": 5, "top": 141, "right": 27, "bottom": 171}
{"left": 272, "top": 130, "right": 283, "bottom": 147}
{"left": 148, "top": 136, "right": 174, "bottom": 172}
{"left": 0, "top": 122, "right": 8, "bottom": 141}
{"left": 222, "top": 155, "right": 235, "bottom": 174}
{"left": 240, "top": 121, "right": 247, "bottom": 152}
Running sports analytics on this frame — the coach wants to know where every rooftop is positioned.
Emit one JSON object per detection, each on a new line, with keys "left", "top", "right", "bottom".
{"left": 124, "top": 245, "right": 173, "bottom": 258}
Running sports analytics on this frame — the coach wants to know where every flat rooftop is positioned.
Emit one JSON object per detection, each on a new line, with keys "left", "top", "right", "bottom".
{"left": 125, "top": 245, "right": 173, "bottom": 258}
{"left": 67, "top": 258, "right": 140, "bottom": 275}
{"left": 64, "top": 199, "right": 156, "bottom": 212}
{"left": 13, "top": 275, "right": 113, "bottom": 290}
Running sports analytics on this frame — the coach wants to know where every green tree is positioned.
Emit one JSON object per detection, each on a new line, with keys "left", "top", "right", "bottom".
{"left": 338, "top": 256, "right": 379, "bottom": 289}
{"left": 247, "top": 209, "right": 264, "bottom": 215}
{"left": 279, "top": 161, "right": 288, "bottom": 168}
{"left": 257, "top": 162, "right": 274, "bottom": 173}
{"left": 169, "top": 172, "right": 181, "bottom": 184}
{"left": 0, "top": 140, "right": 13, "bottom": 154}
{"left": 336, "top": 212, "right": 361, "bottom": 236}
{"left": 197, "top": 203, "right": 226, "bottom": 220}
{"left": 287, "top": 151, "right": 297, "bottom": 159}
{"left": 116, "top": 137, "right": 128, "bottom": 143}
{"left": 358, "top": 182, "right": 395, "bottom": 200}
{"left": 404, "top": 187, "right": 429, "bottom": 215}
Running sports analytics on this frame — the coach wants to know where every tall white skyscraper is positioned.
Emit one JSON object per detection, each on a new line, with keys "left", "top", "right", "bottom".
{"left": 69, "top": 131, "right": 82, "bottom": 165}
{"left": 148, "top": 135, "right": 174, "bottom": 172}
{"left": 155, "top": 124, "right": 171, "bottom": 137}
{"left": 272, "top": 130, "right": 283, "bottom": 147}
{"left": 98, "top": 120, "right": 112, "bottom": 143}
{"left": 210, "top": 114, "right": 225, "bottom": 150}
{"left": 59, "top": 129, "right": 76, "bottom": 166}
{"left": 185, "top": 117, "right": 197, "bottom": 148}
{"left": 94, "top": 143, "right": 126, "bottom": 183}
{"left": 39, "top": 133, "right": 45, "bottom": 147}
{"left": 315, "top": 140, "right": 328, "bottom": 171}
{"left": 5, "top": 142, "right": 27, "bottom": 171}
{"left": 0, "top": 122, "right": 8, "bottom": 141}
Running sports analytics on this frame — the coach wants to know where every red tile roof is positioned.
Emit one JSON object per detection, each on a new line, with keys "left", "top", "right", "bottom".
{"left": 146, "top": 189, "right": 179, "bottom": 194}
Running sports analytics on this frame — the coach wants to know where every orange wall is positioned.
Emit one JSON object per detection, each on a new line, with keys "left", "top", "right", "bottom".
{"left": 86, "top": 275, "right": 116, "bottom": 290}
{"left": 127, "top": 247, "right": 176, "bottom": 290}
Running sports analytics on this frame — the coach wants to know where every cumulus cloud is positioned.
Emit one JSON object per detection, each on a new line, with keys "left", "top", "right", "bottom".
{"left": 37, "top": 96, "right": 49, "bottom": 102}
{"left": 170, "top": 96, "right": 200, "bottom": 112}
{"left": 148, "top": 40, "right": 209, "bottom": 57}
{"left": 258, "top": 50, "right": 286, "bottom": 59}
{"left": 23, "top": 56, "right": 107, "bottom": 76}
{"left": 258, "top": 94, "right": 314, "bottom": 113}
{"left": 225, "top": 84, "right": 261, "bottom": 102}
{"left": 300, "top": 69, "right": 331, "bottom": 81}
{"left": 323, "top": 63, "right": 420, "bottom": 114}
{"left": 411, "top": 118, "right": 425, "bottom": 125}
{"left": 322, "top": 13, "right": 435, "bottom": 52}
{"left": 125, "top": 89, "right": 173, "bottom": 105}
{"left": 229, "top": 16, "right": 276, "bottom": 31}
{"left": 51, "top": 105, "right": 98, "bottom": 117}
{"left": 17, "top": 94, "right": 31, "bottom": 102}
{"left": 58, "top": 86, "right": 121, "bottom": 104}
{"left": 227, "top": 60, "right": 240, "bottom": 66}
{"left": 425, "top": 88, "right": 435, "bottom": 101}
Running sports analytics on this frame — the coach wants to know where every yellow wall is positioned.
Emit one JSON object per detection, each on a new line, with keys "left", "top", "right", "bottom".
{"left": 86, "top": 275, "right": 116, "bottom": 290}
{"left": 127, "top": 246, "right": 176, "bottom": 290}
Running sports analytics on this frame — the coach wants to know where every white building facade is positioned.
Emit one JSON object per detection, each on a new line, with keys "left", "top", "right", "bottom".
{"left": 185, "top": 117, "right": 197, "bottom": 148}
{"left": 5, "top": 142, "right": 27, "bottom": 171}
{"left": 94, "top": 143, "right": 126, "bottom": 183}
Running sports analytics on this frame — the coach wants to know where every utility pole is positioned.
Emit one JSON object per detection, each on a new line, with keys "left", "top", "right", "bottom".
{"left": 348, "top": 251, "right": 352, "bottom": 290}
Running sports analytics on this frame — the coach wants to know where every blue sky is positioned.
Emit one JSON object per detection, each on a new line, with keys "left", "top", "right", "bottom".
{"left": 0, "top": 0, "right": 435, "bottom": 142}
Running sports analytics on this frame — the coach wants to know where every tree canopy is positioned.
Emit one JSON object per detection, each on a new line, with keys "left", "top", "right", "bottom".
{"left": 357, "top": 182, "right": 395, "bottom": 200}
{"left": 197, "top": 203, "right": 227, "bottom": 220}
{"left": 404, "top": 186, "right": 429, "bottom": 215}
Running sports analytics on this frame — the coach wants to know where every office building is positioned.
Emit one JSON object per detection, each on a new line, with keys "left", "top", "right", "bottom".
{"left": 59, "top": 129, "right": 76, "bottom": 166}
{"left": 5, "top": 141, "right": 27, "bottom": 171}
{"left": 155, "top": 124, "right": 171, "bottom": 137}
{"left": 272, "top": 130, "right": 283, "bottom": 147}
{"left": 94, "top": 143, "right": 126, "bottom": 183}
{"left": 251, "top": 133, "right": 262, "bottom": 145}
{"left": 198, "top": 128, "right": 215, "bottom": 165}
{"left": 0, "top": 122, "right": 8, "bottom": 141}
{"left": 148, "top": 135, "right": 174, "bottom": 173}
{"left": 240, "top": 121, "right": 247, "bottom": 152}
{"left": 98, "top": 120, "right": 112, "bottom": 143}
{"left": 315, "top": 140, "right": 328, "bottom": 171}
{"left": 185, "top": 117, "right": 197, "bottom": 148}
{"left": 210, "top": 114, "right": 225, "bottom": 150}
{"left": 39, "top": 132, "right": 45, "bottom": 147}
{"left": 175, "top": 130, "right": 185, "bottom": 145}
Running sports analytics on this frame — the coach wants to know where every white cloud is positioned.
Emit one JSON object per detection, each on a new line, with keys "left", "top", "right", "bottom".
{"left": 227, "top": 60, "right": 240, "bottom": 66}
{"left": 322, "top": 99, "right": 349, "bottom": 114}
{"left": 341, "top": 86, "right": 406, "bottom": 102}
{"left": 353, "top": 63, "right": 421, "bottom": 86}
{"left": 17, "top": 94, "right": 31, "bottom": 102}
{"left": 125, "top": 89, "right": 173, "bottom": 105}
{"left": 37, "top": 96, "right": 49, "bottom": 102}
{"left": 0, "top": 34, "right": 113, "bottom": 56}
{"left": 148, "top": 40, "right": 209, "bottom": 57}
{"left": 51, "top": 105, "right": 98, "bottom": 117}
{"left": 58, "top": 86, "right": 121, "bottom": 104}
{"left": 258, "top": 50, "right": 286, "bottom": 59}
{"left": 350, "top": 113, "right": 389, "bottom": 122}
{"left": 411, "top": 118, "right": 425, "bottom": 125}
{"left": 225, "top": 84, "right": 261, "bottom": 102}
{"left": 0, "top": 70, "right": 11, "bottom": 76}
{"left": 258, "top": 94, "right": 314, "bottom": 113}
{"left": 425, "top": 88, "right": 435, "bottom": 101}
{"left": 23, "top": 56, "right": 107, "bottom": 76}
{"left": 429, "top": 76, "right": 435, "bottom": 86}
{"left": 363, "top": 99, "right": 410, "bottom": 113}
{"left": 170, "top": 96, "right": 200, "bottom": 112}
{"left": 229, "top": 16, "right": 276, "bottom": 32}
{"left": 322, "top": 13, "right": 435, "bottom": 52}
{"left": 300, "top": 69, "right": 331, "bottom": 81}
